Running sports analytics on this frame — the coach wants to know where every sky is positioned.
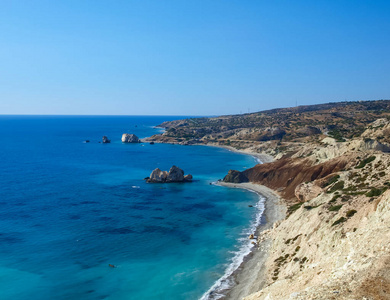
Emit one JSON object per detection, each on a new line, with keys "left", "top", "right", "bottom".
{"left": 0, "top": 0, "right": 389, "bottom": 116}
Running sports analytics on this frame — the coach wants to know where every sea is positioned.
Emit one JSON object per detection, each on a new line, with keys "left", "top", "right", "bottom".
{"left": 0, "top": 115, "right": 265, "bottom": 300}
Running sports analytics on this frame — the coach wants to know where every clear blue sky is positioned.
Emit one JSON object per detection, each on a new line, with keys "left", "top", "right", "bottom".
{"left": 0, "top": 1, "right": 389, "bottom": 115}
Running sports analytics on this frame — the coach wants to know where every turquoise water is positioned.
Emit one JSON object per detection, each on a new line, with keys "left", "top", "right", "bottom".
{"left": 0, "top": 116, "right": 262, "bottom": 300}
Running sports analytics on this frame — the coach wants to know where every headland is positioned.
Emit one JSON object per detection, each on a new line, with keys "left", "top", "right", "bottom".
{"left": 147, "top": 100, "right": 390, "bottom": 299}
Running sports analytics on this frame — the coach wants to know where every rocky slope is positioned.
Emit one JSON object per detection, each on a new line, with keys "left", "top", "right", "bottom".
{"left": 148, "top": 100, "right": 390, "bottom": 299}
{"left": 146, "top": 100, "right": 390, "bottom": 152}
{"left": 230, "top": 121, "right": 390, "bottom": 299}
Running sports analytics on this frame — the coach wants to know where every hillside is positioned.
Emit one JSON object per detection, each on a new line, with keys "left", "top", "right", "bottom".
{"left": 148, "top": 100, "right": 390, "bottom": 149}
{"left": 148, "top": 100, "right": 390, "bottom": 299}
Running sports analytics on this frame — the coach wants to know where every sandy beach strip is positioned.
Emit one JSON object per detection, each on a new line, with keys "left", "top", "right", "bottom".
{"left": 216, "top": 182, "right": 286, "bottom": 300}
{"left": 205, "top": 144, "right": 275, "bottom": 164}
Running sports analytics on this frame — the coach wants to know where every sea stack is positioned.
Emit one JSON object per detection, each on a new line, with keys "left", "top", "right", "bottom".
{"left": 102, "top": 136, "right": 111, "bottom": 143}
{"left": 146, "top": 166, "right": 192, "bottom": 183}
{"left": 122, "top": 133, "right": 140, "bottom": 143}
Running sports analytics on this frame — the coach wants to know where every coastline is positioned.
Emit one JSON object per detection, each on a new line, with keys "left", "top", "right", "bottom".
{"left": 200, "top": 146, "right": 284, "bottom": 299}
{"left": 204, "top": 144, "right": 275, "bottom": 164}
{"left": 145, "top": 134, "right": 283, "bottom": 299}
{"left": 142, "top": 138, "right": 274, "bottom": 164}
{"left": 213, "top": 183, "right": 286, "bottom": 300}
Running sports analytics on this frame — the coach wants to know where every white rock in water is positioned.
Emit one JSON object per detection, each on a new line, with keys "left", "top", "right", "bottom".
{"left": 148, "top": 168, "right": 168, "bottom": 183}
{"left": 122, "top": 133, "right": 140, "bottom": 143}
{"left": 146, "top": 166, "right": 192, "bottom": 183}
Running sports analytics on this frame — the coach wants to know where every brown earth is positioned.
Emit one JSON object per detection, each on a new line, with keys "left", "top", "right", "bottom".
{"left": 240, "top": 156, "right": 350, "bottom": 201}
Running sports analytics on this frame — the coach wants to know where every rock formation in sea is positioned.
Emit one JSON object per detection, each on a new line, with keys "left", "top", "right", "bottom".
{"left": 148, "top": 168, "right": 168, "bottom": 182}
{"left": 102, "top": 136, "right": 110, "bottom": 143}
{"left": 121, "top": 133, "right": 140, "bottom": 143}
{"left": 146, "top": 166, "right": 192, "bottom": 183}
{"left": 184, "top": 174, "right": 193, "bottom": 181}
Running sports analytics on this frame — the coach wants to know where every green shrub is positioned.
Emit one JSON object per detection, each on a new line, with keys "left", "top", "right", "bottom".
{"left": 328, "top": 129, "right": 346, "bottom": 142}
{"left": 332, "top": 217, "right": 347, "bottom": 226}
{"left": 324, "top": 175, "right": 340, "bottom": 187}
{"left": 329, "top": 194, "right": 341, "bottom": 203}
{"left": 288, "top": 202, "right": 304, "bottom": 214}
{"left": 366, "top": 188, "right": 383, "bottom": 197}
{"left": 329, "top": 205, "right": 343, "bottom": 212}
{"left": 329, "top": 181, "right": 345, "bottom": 192}
{"left": 346, "top": 210, "right": 357, "bottom": 218}
{"left": 356, "top": 156, "right": 376, "bottom": 169}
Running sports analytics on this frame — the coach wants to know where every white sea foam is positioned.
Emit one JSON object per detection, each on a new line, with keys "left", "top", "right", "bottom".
{"left": 132, "top": 186, "right": 140, "bottom": 189}
{"left": 253, "top": 156, "right": 263, "bottom": 164}
{"left": 199, "top": 189, "right": 266, "bottom": 300}
{"left": 149, "top": 125, "right": 165, "bottom": 133}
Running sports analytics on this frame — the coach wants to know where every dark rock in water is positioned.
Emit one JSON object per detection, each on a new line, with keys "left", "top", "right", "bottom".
{"left": 223, "top": 170, "right": 249, "bottom": 183}
{"left": 166, "top": 165, "right": 184, "bottom": 182}
{"left": 102, "top": 136, "right": 111, "bottom": 143}
{"left": 146, "top": 166, "right": 192, "bottom": 183}
{"left": 150, "top": 142, "right": 155, "bottom": 145}
{"left": 122, "top": 133, "right": 140, "bottom": 143}
{"left": 184, "top": 174, "right": 193, "bottom": 182}
{"left": 85, "top": 140, "right": 90, "bottom": 143}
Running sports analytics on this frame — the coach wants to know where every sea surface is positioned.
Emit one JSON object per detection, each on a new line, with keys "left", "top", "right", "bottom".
{"left": 0, "top": 116, "right": 264, "bottom": 300}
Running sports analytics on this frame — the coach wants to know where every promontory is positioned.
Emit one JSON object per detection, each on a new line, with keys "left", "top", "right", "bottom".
{"left": 146, "top": 100, "right": 390, "bottom": 300}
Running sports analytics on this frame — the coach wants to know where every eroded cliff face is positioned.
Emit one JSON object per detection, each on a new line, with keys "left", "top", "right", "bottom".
{"left": 242, "top": 156, "right": 350, "bottom": 201}
{"left": 239, "top": 121, "right": 390, "bottom": 300}
{"left": 245, "top": 187, "right": 390, "bottom": 300}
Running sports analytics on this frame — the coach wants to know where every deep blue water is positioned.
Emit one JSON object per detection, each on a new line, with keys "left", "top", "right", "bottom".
{"left": 0, "top": 116, "right": 262, "bottom": 300}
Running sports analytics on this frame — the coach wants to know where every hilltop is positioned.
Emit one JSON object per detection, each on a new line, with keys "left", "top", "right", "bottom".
{"left": 148, "top": 100, "right": 390, "bottom": 148}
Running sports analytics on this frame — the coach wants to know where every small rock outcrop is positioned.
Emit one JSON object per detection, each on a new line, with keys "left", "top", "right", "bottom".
{"left": 102, "top": 136, "right": 111, "bottom": 143}
{"left": 294, "top": 181, "right": 323, "bottom": 202}
{"left": 184, "top": 174, "right": 193, "bottom": 181}
{"left": 223, "top": 170, "right": 249, "bottom": 183}
{"left": 149, "top": 168, "right": 168, "bottom": 182}
{"left": 122, "top": 133, "right": 140, "bottom": 143}
{"left": 146, "top": 166, "right": 192, "bottom": 183}
{"left": 166, "top": 165, "right": 184, "bottom": 182}
{"left": 359, "top": 139, "right": 390, "bottom": 152}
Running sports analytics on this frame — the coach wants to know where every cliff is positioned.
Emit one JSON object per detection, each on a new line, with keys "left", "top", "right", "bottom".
{"left": 234, "top": 121, "right": 390, "bottom": 299}
{"left": 148, "top": 100, "right": 390, "bottom": 299}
